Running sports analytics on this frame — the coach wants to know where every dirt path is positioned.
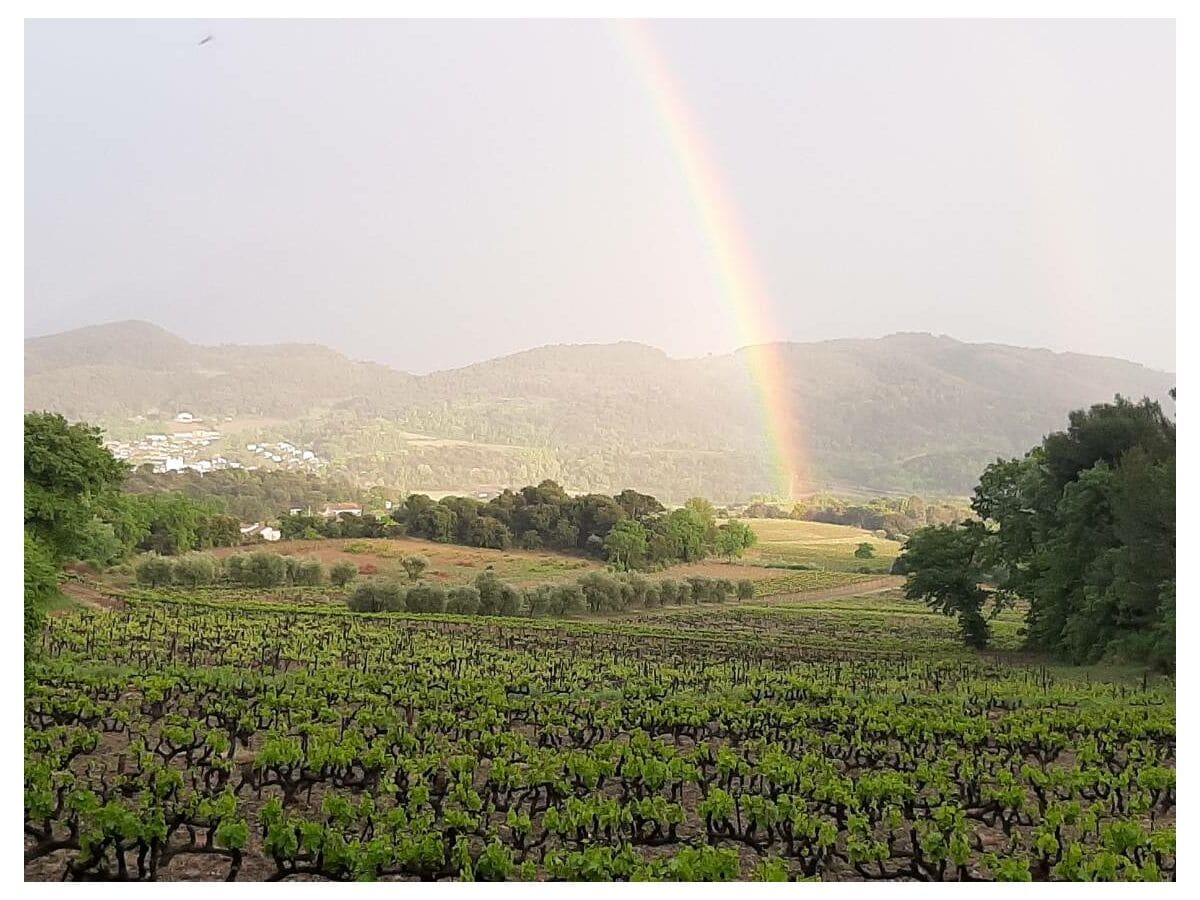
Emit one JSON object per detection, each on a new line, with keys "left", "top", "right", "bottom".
{"left": 58, "top": 580, "right": 126, "bottom": 613}
{"left": 756, "top": 575, "right": 903, "bottom": 604}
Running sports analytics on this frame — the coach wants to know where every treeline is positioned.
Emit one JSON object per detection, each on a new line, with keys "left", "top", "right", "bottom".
{"left": 735, "top": 496, "right": 969, "bottom": 540}
{"left": 283, "top": 483, "right": 758, "bottom": 570}
{"left": 124, "top": 466, "right": 376, "bottom": 524}
{"left": 347, "top": 569, "right": 756, "bottom": 617}
{"left": 900, "top": 395, "right": 1175, "bottom": 670}
{"left": 131, "top": 549, "right": 756, "bottom": 618}
{"left": 134, "top": 551, "right": 359, "bottom": 589}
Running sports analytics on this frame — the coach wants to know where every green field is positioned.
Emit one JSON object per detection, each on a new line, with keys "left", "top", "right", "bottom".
{"left": 733, "top": 518, "right": 904, "bottom": 574}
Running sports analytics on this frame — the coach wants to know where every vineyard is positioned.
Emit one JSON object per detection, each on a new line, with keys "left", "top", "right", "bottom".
{"left": 25, "top": 594, "right": 1175, "bottom": 881}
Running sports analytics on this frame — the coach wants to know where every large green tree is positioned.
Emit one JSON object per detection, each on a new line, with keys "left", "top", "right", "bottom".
{"left": 716, "top": 520, "right": 758, "bottom": 561}
{"left": 24, "top": 413, "right": 128, "bottom": 654}
{"left": 24, "top": 412, "right": 127, "bottom": 559}
{"left": 901, "top": 395, "right": 1175, "bottom": 669}
{"left": 604, "top": 519, "right": 649, "bottom": 570}
{"left": 900, "top": 523, "right": 992, "bottom": 648}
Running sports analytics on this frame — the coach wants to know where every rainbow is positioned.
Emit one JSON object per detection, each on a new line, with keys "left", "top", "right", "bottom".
{"left": 612, "top": 19, "right": 807, "bottom": 499}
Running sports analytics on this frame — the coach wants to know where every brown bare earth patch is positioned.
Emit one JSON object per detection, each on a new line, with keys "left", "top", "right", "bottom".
{"left": 211, "top": 537, "right": 602, "bottom": 587}
{"left": 59, "top": 580, "right": 126, "bottom": 613}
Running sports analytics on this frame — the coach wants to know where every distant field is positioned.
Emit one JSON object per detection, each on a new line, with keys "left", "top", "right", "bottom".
{"left": 201, "top": 518, "right": 904, "bottom": 589}
{"left": 732, "top": 517, "right": 904, "bottom": 573}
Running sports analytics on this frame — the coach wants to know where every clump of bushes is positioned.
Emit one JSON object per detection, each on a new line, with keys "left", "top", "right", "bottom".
{"left": 330, "top": 561, "right": 358, "bottom": 587}
{"left": 347, "top": 581, "right": 406, "bottom": 612}
{"left": 135, "top": 555, "right": 174, "bottom": 587}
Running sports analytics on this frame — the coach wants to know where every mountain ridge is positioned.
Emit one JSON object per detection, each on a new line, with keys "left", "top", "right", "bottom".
{"left": 25, "top": 320, "right": 1175, "bottom": 499}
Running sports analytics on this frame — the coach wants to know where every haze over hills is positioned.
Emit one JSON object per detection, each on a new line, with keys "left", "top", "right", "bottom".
{"left": 24, "top": 321, "right": 1175, "bottom": 500}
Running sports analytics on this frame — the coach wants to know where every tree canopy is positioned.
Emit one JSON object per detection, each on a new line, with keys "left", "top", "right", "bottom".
{"left": 899, "top": 396, "right": 1175, "bottom": 670}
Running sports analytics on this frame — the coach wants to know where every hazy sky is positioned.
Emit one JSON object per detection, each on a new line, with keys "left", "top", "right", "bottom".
{"left": 25, "top": 19, "right": 1175, "bottom": 373}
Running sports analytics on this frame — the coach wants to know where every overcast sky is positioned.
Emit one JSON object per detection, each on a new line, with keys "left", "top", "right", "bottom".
{"left": 25, "top": 19, "right": 1174, "bottom": 373}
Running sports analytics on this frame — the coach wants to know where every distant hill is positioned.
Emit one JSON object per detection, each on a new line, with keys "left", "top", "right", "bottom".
{"left": 24, "top": 321, "right": 1175, "bottom": 499}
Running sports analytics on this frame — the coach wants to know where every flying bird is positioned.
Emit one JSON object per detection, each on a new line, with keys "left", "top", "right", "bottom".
{"left": 199, "top": 34, "right": 214, "bottom": 46}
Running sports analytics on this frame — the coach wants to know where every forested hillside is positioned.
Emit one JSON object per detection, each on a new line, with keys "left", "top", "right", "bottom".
{"left": 25, "top": 322, "right": 1175, "bottom": 498}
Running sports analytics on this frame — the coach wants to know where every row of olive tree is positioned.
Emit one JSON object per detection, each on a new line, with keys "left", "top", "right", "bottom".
{"left": 347, "top": 568, "right": 756, "bottom": 617}
{"left": 135, "top": 551, "right": 360, "bottom": 589}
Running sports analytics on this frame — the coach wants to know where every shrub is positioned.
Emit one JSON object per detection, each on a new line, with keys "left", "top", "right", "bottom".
{"left": 622, "top": 573, "right": 651, "bottom": 607}
{"left": 291, "top": 558, "right": 325, "bottom": 586}
{"left": 329, "top": 561, "right": 358, "bottom": 587}
{"left": 240, "top": 551, "right": 286, "bottom": 588}
{"left": 446, "top": 586, "right": 481, "bottom": 615}
{"left": 737, "top": 579, "right": 755, "bottom": 601}
{"left": 687, "top": 576, "right": 713, "bottom": 604}
{"left": 224, "top": 554, "right": 246, "bottom": 582}
{"left": 714, "top": 578, "right": 735, "bottom": 603}
{"left": 174, "top": 553, "right": 217, "bottom": 587}
{"left": 551, "top": 583, "right": 587, "bottom": 617}
{"left": 494, "top": 583, "right": 522, "bottom": 617}
{"left": 401, "top": 555, "right": 429, "bottom": 582}
{"left": 579, "top": 571, "right": 623, "bottom": 613}
{"left": 406, "top": 583, "right": 447, "bottom": 614}
{"left": 135, "top": 555, "right": 175, "bottom": 587}
{"left": 524, "top": 585, "right": 554, "bottom": 618}
{"left": 347, "top": 581, "right": 406, "bottom": 612}
{"left": 854, "top": 542, "right": 876, "bottom": 559}
{"left": 643, "top": 580, "right": 662, "bottom": 608}
{"left": 657, "top": 578, "right": 681, "bottom": 606}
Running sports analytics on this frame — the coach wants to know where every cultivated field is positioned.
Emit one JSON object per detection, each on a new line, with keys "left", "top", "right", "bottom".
{"left": 26, "top": 585, "right": 1174, "bottom": 881}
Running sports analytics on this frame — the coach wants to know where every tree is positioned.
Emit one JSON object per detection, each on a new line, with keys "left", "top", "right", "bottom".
{"left": 330, "top": 561, "right": 358, "bottom": 587}
{"left": 291, "top": 558, "right": 325, "bottom": 586}
{"left": 24, "top": 533, "right": 58, "bottom": 660}
{"left": 854, "top": 542, "right": 876, "bottom": 559}
{"left": 135, "top": 555, "right": 175, "bottom": 588}
{"left": 661, "top": 508, "right": 708, "bottom": 563}
{"left": 174, "top": 553, "right": 218, "bottom": 587}
{"left": 573, "top": 494, "right": 627, "bottom": 550}
{"left": 446, "top": 586, "right": 481, "bottom": 615}
{"left": 579, "top": 572, "right": 623, "bottom": 613}
{"left": 347, "top": 581, "right": 405, "bottom": 612}
{"left": 685, "top": 497, "right": 720, "bottom": 549}
{"left": 24, "top": 413, "right": 128, "bottom": 560}
{"left": 604, "top": 520, "right": 649, "bottom": 571}
{"left": 972, "top": 396, "right": 1175, "bottom": 668}
{"left": 239, "top": 551, "right": 287, "bottom": 588}
{"left": 406, "top": 583, "right": 447, "bottom": 614}
{"left": 716, "top": 520, "right": 758, "bottom": 561}
{"left": 401, "top": 555, "right": 430, "bottom": 582}
{"left": 737, "top": 579, "right": 755, "bottom": 601}
{"left": 614, "top": 489, "right": 665, "bottom": 522}
{"left": 900, "top": 524, "right": 992, "bottom": 648}
{"left": 24, "top": 412, "right": 128, "bottom": 642}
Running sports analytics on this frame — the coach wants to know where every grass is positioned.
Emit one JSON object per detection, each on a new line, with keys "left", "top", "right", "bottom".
{"left": 44, "top": 592, "right": 81, "bottom": 614}
{"left": 732, "top": 518, "right": 904, "bottom": 574}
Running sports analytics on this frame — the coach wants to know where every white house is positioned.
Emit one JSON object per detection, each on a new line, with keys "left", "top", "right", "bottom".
{"left": 321, "top": 503, "right": 363, "bottom": 518}
{"left": 175, "top": 412, "right": 194, "bottom": 422}
{"left": 239, "top": 523, "right": 282, "bottom": 542}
